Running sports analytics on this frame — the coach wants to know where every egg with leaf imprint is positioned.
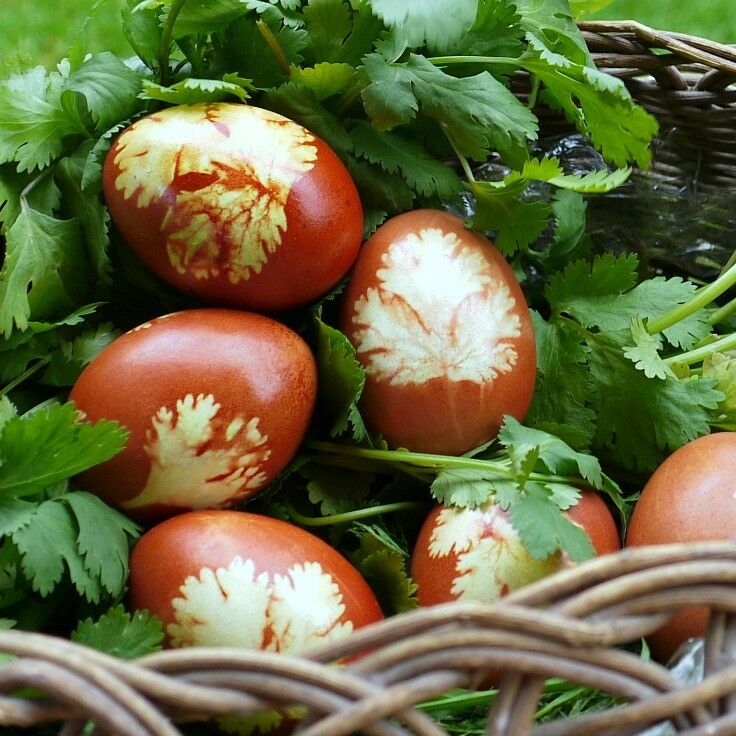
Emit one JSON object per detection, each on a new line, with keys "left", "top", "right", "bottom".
{"left": 129, "top": 511, "right": 383, "bottom": 651}
{"left": 411, "top": 492, "right": 620, "bottom": 606}
{"left": 340, "top": 209, "right": 536, "bottom": 454}
{"left": 102, "top": 102, "right": 363, "bottom": 311}
{"left": 69, "top": 309, "right": 317, "bottom": 520}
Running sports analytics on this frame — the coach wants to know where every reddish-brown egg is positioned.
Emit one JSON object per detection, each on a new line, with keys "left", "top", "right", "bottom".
{"left": 129, "top": 511, "right": 383, "bottom": 651}
{"left": 627, "top": 432, "right": 736, "bottom": 661}
{"left": 69, "top": 309, "right": 317, "bottom": 520}
{"left": 411, "top": 492, "right": 620, "bottom": 606}
{"left": 102, "top": 102, "right": 363, "bottom": 311}
{"left": 340, "top": 209, "right": 536, "bottom": 455}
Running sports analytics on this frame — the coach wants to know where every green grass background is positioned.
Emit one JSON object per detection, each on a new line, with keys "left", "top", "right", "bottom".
{"left": 0, "top": 0, "right": 733, "bottom": 68}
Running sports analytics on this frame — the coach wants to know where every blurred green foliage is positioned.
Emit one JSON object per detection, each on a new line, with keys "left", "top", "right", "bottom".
{"left": 0, "top": 0, "right": 732, "bottom": 70}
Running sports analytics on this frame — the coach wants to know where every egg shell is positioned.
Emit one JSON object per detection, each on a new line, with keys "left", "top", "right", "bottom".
{"left": 340, "top": 209, "right": 537, "bottom": 455}
{"left": 69, "top": 309, "right": 317, "bottom": 520}
{"left": 129, "top": 510, "right": 384, "bottom": 651}
{"left": 411, "top": 492, "right": 620, "bottom": 607}
{"left": 626, "top": 432, "right": 736, "bottom": 661}
{"left": 102, "top": 103, "right": 363, "bottom": 312}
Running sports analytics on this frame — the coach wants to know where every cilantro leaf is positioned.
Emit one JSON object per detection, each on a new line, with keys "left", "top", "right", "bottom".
{"left": 587, "top": 333, "right": 723, "bottom": 470}
{"left": 0, "top": 400, "right": 16, "bottom": 434}
{"left": 352, "top": 527, "right": 418, "bottom": 614}
{"left": 510, "top": 483, "right": 595, "bottom": 562}
{"left": 368, "top": 0, "right": 477, "bottom": 51}
{"left": 703, "top": 353, "right": 736, "bottom": 426}
{"left": 525, "top": 52, "right": 658, "bottom": 168}
{"left": 63, "top": 53, "right": 143, "bottom": 135}
{"left": 172, "top": 0, "right": 252, "bottom": 37}
{"left": 301, "top": 464, "right": 373, "bottom": 515}
{"left": 65, "top": 492, "right": 140, "bottom": 596}
{"left": 623, "top": 317, "right": 671, "bottom": 380}
{"left": 0, "top": 402, "right": 128, "bottom": 498}
{"left": 546, "top": 253, "right": 711, "bottom": 349}
{"left": 303, "top": 0, "right": 353, "bottom": 62}
{"left": 72, "top": 605, "right": 163, "bottom": 659}
{"left": 0, "top": 67, "right": 87, "bottom": 172}
{"left": 543, "top": 190, "right": 589, "bottom": 269}
{"left": 121, "top": 0, "right": 164, "bottom": 71}
{"left": 42, "top": 323, "right": 119, "bottom": 386}
{"left": 314, "top": 318, "right": 367, "bottom": 442}
{"left": 12, "top": 498, "right": 95, "bottom": 598}
{"left": 290, "top": 63, "right": 356, "bottom": 101}
{"left": 498, "top": 416, "right": 604, "bottom": 489}
{"left": 515, "top": 0, "right": 590, "bottom": 64}
{"left": 361, "top": 54, "right": 538, "bottom": 160}
{"left": 440, "top": 0, "right": 525, "bottom": 59}
{"left": 526, "top": 312, "right": 596, "bottom": 449}
{"left": 350, "top": 121, "right": 463, "bottom": 198}
{"left": 0, "top": 202, "right": 88, "bottom": 336}
{"left": 140, "top": 76, "right": 253, "bottom": 105}
{"left": 56, "top": 142, "right": 112, "bottom": 283}
{"left": 431, "top": 467, "right": 515, "bottom": 509}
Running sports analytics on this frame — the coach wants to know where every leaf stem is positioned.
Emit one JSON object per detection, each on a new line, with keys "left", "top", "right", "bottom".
{"left": 158, "top": 0, "right": 187, "bottom": 86}
{"left": 257, "top": 20, "right": 291, "bottom": 79}
{"left": 664, "top": 331, "right": 736, "bottom": 368}
{"left": 647, "top": 261, "right": 736, "bottom": 336}
{"left": 0, "top": 358, "right": 51, "bottom": 398}
{"left": 429, "top": 55, "right": 523, "bottom": 67}
{"left": 306, "top": 441, "right": 598, "bottom": 491}
{"left": 440, "top": 123, "right": 475, "bottom": 184}
{"left": 710, "top": 297, "right": 736, "bottom": 326}
{"left": 284, "top": 501, "right": 425, "bottom": 527}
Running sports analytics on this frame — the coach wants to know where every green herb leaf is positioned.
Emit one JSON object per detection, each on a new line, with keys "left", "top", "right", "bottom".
{"left": 122, "top": 0, "right": 164, "bottom": 71}
{"left": 623, "top": 317, "right": 671, "bottom": 380}
{"left": 431, "top": 468, "right": 513, "bottom": 509}
{"left": 368, "top": 0, "right": 478, "bottom": 51}
{"left": 0, "top": 202, "right": 88, "bottom": 336}
{"left": 510, "top": 483, "right": 595, "bottom": 561}
{"left": 350, "top": 121, "right": 463, "bottom": 198}
{"left": 72, "top": 605, "right": 163, "bottom": 659}
{"left": 302, "top": 464, "right": 373, "bottom": 515}
{"left": 290, "top": 62, "right": 356, "bottom": 101}
{"left": 352, "top": 527, "right": 418, "bottom": 614}
{"left": 0, "top": 67, "right": 87, "bottom": 172}
{"left": 526, "top": 313, "right": 596, "bottom": 449}
{"left": 303, "top": 0, "right": 353, "bottom": 61}
{"left": 0, "top": 403, "right": 128, "bottom": 498}
{"left": 314, "top": 318, "right": 367, "bottom": 442}
{"left": 140, "top": 76, "right": 253, "bottom": 105}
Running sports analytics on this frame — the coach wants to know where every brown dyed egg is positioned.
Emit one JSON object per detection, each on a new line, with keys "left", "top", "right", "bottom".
{"left": 69, "top": 309, "right": 317, "bottom": 520}
{"left": 340, "top": 209, "right": 536, "bottom": 455}
{"left": 627, "top": 432, "right": 736, "bottom": 661}
{"left": 102, "top": 103, "right": 363, "bottom": 311}
{"left": 129, "top": 511, "right": 383, "bottom": 650}
{"left": 411, "top": 492, "right": 620, "bottom": 606}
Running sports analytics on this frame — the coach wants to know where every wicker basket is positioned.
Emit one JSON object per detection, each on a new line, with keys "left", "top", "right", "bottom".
{"left": 4, "top": 20, "right": 736, "bottom": 736}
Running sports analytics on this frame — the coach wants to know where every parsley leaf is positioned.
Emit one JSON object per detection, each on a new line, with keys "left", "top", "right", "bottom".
{"left": 0, "top": 67, "right": 87, "bottom": 172}
{"left": 350, "top": 121, "right": 463, "bottom": 198}
{"left": 314, "top": 318, "right": 367, "bottom": 442}
{"left": 351, "top": 526, "right": 418, "bottom": 614}
{"left": 368, "top": 0, "right": 477, "bottom": 51}
{"left": 587, "top": 332, "right": 723, "bottom": 470}
{"left": 511, "top": 483, "right": 595, "bottom": 562}
{"left": 0, "top": 201, "right": 88, "bottom": 336}
{"left": 526, "top": 313, "right": 596, "bottom": 449}
{"left": 72, "top": 605, "right": 163, "bottom": 659}
{"left": 301, "top": 464, "right": 373, "bottom": 515}
{"left": 140, "top": 76, "right": 253, "bottom": 105}
{"left": 547, "top": 253, "right": 711, "bottom": 349}
{"left": 0, "top": 402, "right": 128, "bottom": 498}
{"left": 361, "top": 54, "right": 538, "bottom": 160}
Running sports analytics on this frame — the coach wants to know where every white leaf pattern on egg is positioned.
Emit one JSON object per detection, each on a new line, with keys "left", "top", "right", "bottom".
{"left": 123, "top": 393, "right": 271, "bottom": 511}
{"left": 167, "top": 556, "right": 354, "bottom": 652}
{"left": 429, "top": 505, "right": 561, "bottom": 603}
{"left": 113, "top": 104, "right": 317, "bottom": 283}
{"left": 352, "top": 228, "right": 521, "bottom": 386}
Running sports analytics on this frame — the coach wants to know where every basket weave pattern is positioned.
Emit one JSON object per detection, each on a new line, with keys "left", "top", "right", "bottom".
{"left": 3, "top": 21, "right": 736, "bottom": 736}
{"left": 4, "top": 543, "right": 736, "bottom": 735}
